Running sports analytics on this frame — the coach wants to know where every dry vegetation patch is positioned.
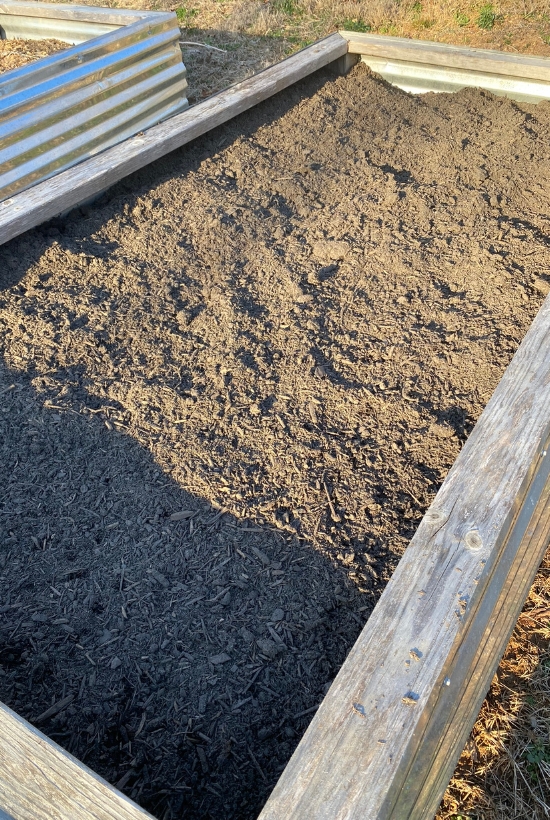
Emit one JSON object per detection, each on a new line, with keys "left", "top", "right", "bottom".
{"left": 0, "top": 38, "right": 68, "bottom": 73}
{"left": 104, "top": 0, "right": 550, "bottom": 99}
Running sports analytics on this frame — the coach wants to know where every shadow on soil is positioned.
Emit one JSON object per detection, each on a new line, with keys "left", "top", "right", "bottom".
{"left": 0, "top": 69, "right": 371, "bottom": 811}
{"left": 0, "top": 353, "right": 367, "bottom": 820}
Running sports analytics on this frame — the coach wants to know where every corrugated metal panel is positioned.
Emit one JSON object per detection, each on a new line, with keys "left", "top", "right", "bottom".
{"left": 0, "top": 1, "right": 146, "bottom": 43}
{"left": 344, "top": 32, "right": 550, "bottom": 104}
{"left": 1, "top": 13, "right": 120, "bottom": 42}
{"left": 0, "top": 2, "right": 188, "bottom": 202}
{"left": 360, "top": 55, "right": 550, "bottom": 103}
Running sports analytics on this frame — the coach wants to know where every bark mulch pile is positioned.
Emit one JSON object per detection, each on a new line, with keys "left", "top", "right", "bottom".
{"left": 1, "top": 63, "right": 550, "bottom": 818}
{"left": 0, "top": 38, "right": 68, "bottom": 73}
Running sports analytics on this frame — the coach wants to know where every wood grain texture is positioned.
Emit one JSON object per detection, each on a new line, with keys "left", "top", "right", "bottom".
{"left": 343, "top": 31, "right": 550, "bottom": 81}
{"left": 259, "top": 293, "right": 550, "bottom": 820}
{"left": 0, "top": 33, "right": 348, "bottom": 245}
{"left": 0, "top": 702, "right": 153, "bottom": 820}
{"left": 404, "top": 454, "right": 550, "bottom": 818}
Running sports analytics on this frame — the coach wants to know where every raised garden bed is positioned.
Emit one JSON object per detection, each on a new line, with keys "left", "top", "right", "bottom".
{"left": 0, "top": 33, "right": 550, "bottom": 820}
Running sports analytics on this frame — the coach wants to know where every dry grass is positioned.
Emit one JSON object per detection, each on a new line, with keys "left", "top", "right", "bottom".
{"left": 175, "top": 0, "right": 550, "bottom": 99}
{"left": 13, "top": 0, "right": 550, "bottom": 816}
{"left": 51, "top": 0, "right": 550, "bottom": 99}
{"left": 229, "top": 0, "right": 550, "bottom": 55}
{"left": 438, "top": 548, "right": 550, "bottom": 820}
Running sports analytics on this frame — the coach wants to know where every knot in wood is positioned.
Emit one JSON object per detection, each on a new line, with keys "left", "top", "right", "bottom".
{"left": 464, "top": 530, "right": 483, "bottom": 551}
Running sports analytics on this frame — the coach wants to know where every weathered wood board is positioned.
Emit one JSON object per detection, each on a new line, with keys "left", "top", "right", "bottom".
{"left": 259, "top": 293, "right": 550, "bottom": 819}
{"left": 345, "top": 31, "right": 550, "bottom": 80}
{"left": 0, "top": 701, "right": 153, "bottom": 819}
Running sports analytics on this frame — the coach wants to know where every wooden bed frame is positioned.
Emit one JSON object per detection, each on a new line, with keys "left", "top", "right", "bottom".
{"left": 1, "top": 31, "right": 550, "bottom": 820}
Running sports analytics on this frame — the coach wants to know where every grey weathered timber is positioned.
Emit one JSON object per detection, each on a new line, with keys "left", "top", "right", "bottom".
{"left": 345, "top": 31, "right": 550, "bottom": 80}
{"left": 0, "top": 32, "right": 348, "bottom": 245}
{"left": 328, "top": 51, "right": 360, "bottom": 76}
{"left": 0, "top": 701, "right": 153, "bottom": 820}
{"left": 404, "top": 450, "right": 550, "bottom": 817}
{"left": 259, "top": 293, "right": 550, "bottom": 820}
{"left": 344, "top": 31, "right": 550, "bottom": 101}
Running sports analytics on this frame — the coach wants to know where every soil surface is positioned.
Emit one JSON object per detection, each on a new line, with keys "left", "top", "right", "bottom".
{"left": 1, "top": 64, "right": 550, "bottom": 819}
{"left": 0, "top": 38, "right": 68, "bottom": 74}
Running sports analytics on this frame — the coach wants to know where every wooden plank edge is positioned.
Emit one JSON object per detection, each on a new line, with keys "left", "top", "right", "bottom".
{"left": 341, "top": 31, "right": 550, "bottom": 82}
{"left": 385, "top": 435, "right": 550, "bottom": 818}
{"left": 258, "top": 293, "right": 550, "bottom": 820}
{"left": 0, "top": 32, "right": 348, "bottom": 245}
{"left": 408, "top": 446, "right": 550, "bottom": 820}
{"left": 0, "top": 701, "right": 153, "bottom": 820}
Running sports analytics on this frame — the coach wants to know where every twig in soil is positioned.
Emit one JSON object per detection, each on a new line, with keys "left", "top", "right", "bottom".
{"left": 196, "top": 731, "right": 212, "bottom": 743}
{"left": 308, "top": 401, "right": 319, "bottom": 426}
{"left": 293, "top": 703, "right": 320, "bottom": 720}
{"left": 204, "top": 509, "right": 227, "bottom": 526}
{"left": 323, "top": 480, "right": 341, "bottom": 523}
{"left": 135, "top": 711, "right": 147, "bottom": 738}
{"left": 116, "top": 768, "right": 135, "bottom": 790}
{"left": 240, "top": 666, "right": 263, "bottom": 694}
{"left": 8, "top": 618, "right": 23, "bottom": 640}
{"left": 35, "top": 694, "right": 74, "bottom": 723}
{"left": 247, "top": 745, "right": 267, "bottom": 782}
{"left": 200, "top": 617, "right": 213, "bottom": 643}
{"left": 231, "top": 696, "right": 253, "bottom": 712}
{"left": 206, "top": 586, "right": 231, "bottom": 602}
{"left": 313, "top": 512, "right": 322, "bottom": 539}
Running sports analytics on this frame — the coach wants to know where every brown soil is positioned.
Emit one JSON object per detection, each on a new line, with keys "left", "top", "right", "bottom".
{"left": 1, "top": 64, "right": 550, "bottom": 819}
{"left": 0, "top": 38, "right": 68, "bottom": 74}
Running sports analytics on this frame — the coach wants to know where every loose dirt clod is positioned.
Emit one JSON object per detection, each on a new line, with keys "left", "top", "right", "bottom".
{"left": 1, "top": 64, "right": 550, "bottom": 819}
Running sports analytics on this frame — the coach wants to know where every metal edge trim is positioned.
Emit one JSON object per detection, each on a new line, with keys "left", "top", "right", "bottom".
{"left": 0, "top": 1, "right": 168, "bottom": 24}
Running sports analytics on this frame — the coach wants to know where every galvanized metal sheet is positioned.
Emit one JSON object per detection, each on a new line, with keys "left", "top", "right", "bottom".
{"left": 0, "top": 2, "right": 147, "bottom": 38}
{"left": 0, "top": 2, "right": 188, "bottom": 201}
{"left": 1, "top": 13, "right": 120, "bottom": 43}
{"left": 361, "top": 55, "right": 550, "bottom": 103}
